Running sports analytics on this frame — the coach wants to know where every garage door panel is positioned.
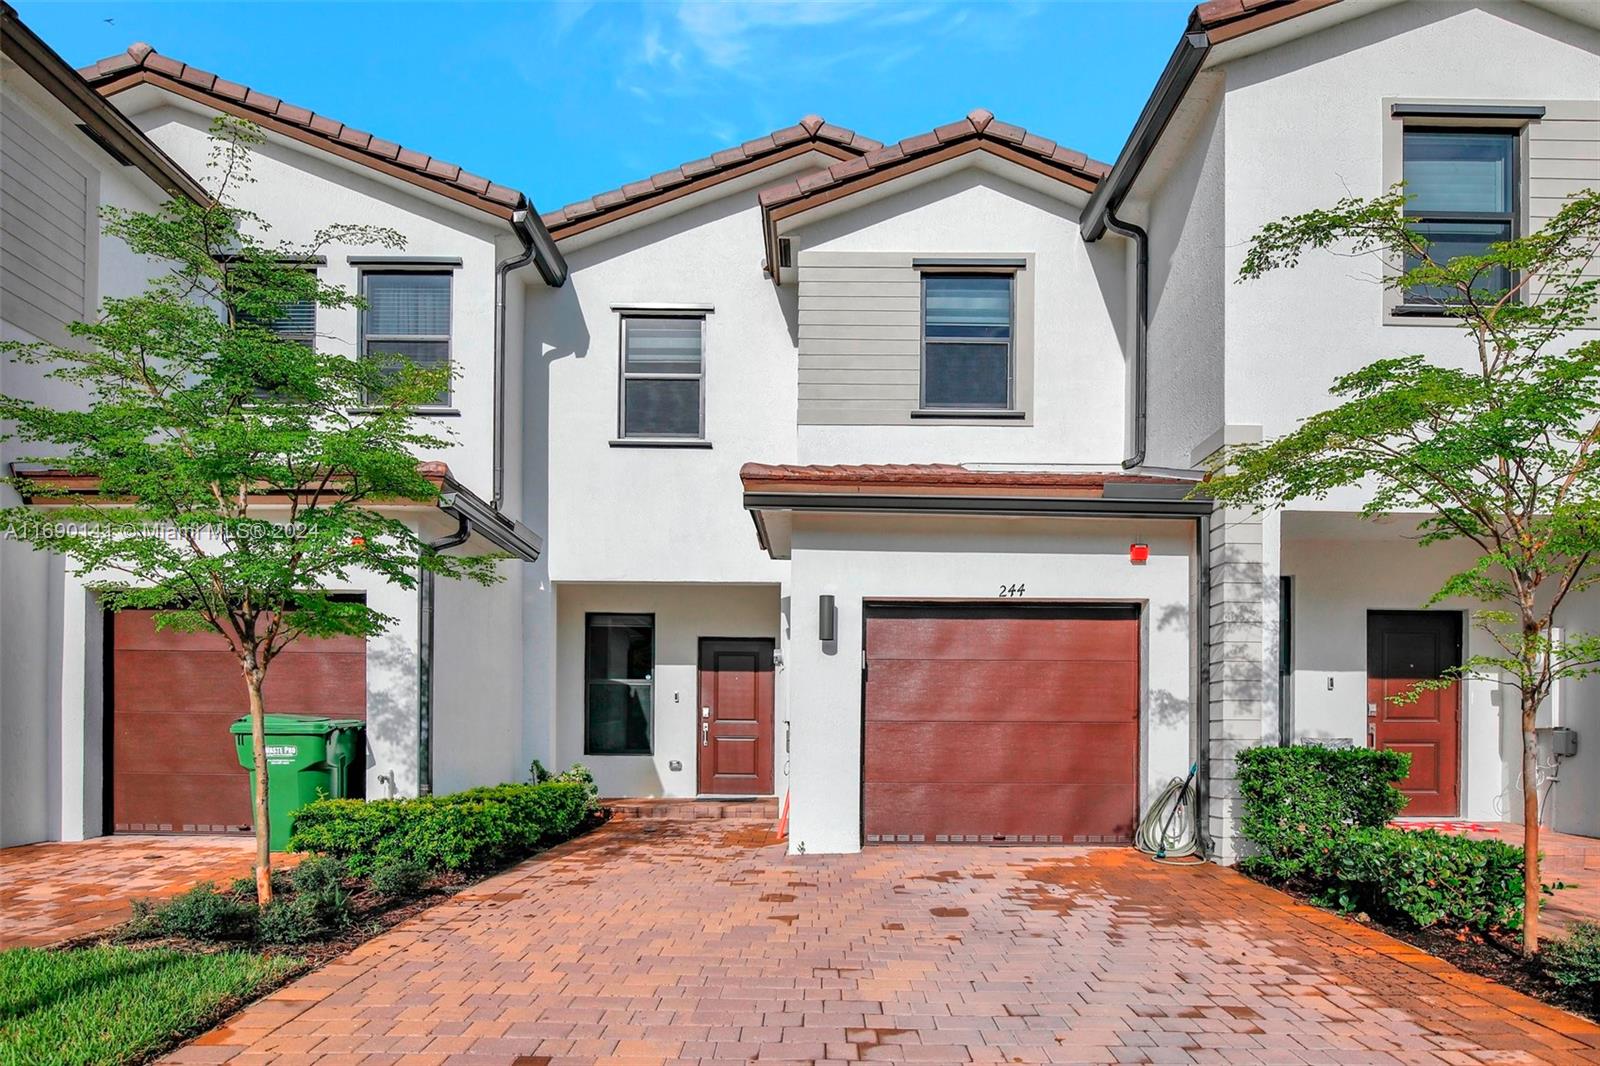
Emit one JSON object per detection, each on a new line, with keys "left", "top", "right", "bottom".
{"left": 866, "top": 660, "right": 1137, "bottom": 722}
{"left": 865, "top": 783, "right": 1138, "bottom": 843}
{"left": 112, "top": 609, "right": 364, "bottom": 835}
{"left": 866, "top": 615, "right": 1137, "bottom": 662}
{"left": 865, "top": 722, "right": 1138, "bottom": 784}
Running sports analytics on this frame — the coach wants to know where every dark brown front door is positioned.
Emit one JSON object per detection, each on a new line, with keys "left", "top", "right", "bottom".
{"left": 697, "top": 638, "right": 775, "bottom": 796}
{"left": 1367, "top": 610, "right": 1461, "bottom": 817}
{"left": 110, "top": 609, "right": 366, "bottom": 833}
{"left": 862, "top": 603, "right": 1140, "bottom": 844}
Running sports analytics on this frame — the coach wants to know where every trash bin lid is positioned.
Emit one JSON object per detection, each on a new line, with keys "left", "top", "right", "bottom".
{"left": 229, "top": 713, "right": 363, "bottom": 736}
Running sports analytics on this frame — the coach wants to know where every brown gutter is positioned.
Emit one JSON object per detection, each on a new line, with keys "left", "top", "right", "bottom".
{"left": 0, "top": 4, "right": 207, "bottom": 205}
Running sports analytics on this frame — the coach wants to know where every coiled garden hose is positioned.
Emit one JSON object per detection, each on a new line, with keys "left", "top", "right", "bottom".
{"left": 1136, "top": 763, "right": 1203, "bottom": 864}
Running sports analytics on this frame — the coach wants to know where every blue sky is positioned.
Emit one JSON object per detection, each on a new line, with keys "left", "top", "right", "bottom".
{"left": 20, "top": 1, "right": 1186, "bottom": 213}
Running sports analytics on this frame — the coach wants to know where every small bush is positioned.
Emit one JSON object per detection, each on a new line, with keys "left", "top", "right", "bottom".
{"left": 370, "top": 855, "right": 429, "bottom": 899}
{"left": 137, "top": 882, "right": 258, "bottom": 942}
{"left": 227, "top": 867, "right": 290, "bottom": 900}
{"left": 1314, "top": 827, "right": 1527, "bottom": 932}
{"left": 289, "top": 856, "right": 347, "bottom": 895}
{"left": 1546, "top": 922, "right": 1600, "bottom": 1005}
{"left": 1238, "top": 745, "right": 1411, "bottom": 880}
{"left": 289, "top": 780, "right": 594, "bottom": 875}
{"left": 258, "top": 881, "right": 351, "bottom": 945}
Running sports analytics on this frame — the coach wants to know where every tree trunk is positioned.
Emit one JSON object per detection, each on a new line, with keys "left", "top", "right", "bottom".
{"left": 246, "top": 665, "right": 273, "bottom": 906}
{"left": 1521, "top": 692, "right": 1541, "bottom": 955}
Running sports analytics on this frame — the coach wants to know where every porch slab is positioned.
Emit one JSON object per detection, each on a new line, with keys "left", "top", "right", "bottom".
{"left": 164, "top": 816, "right": 1600, "bottom": 1065}
{"left": 605, "top": 797, "right": 780, "bottom": 822}
{"left": 0, "top": 834, "right": 291, "bottom": 948}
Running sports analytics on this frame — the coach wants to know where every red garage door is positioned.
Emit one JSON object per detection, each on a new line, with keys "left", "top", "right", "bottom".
{"left": 863, "top": 603, "right": 1139, "bottom": 845}
{"left": 110, "top": 610, "right": 366, "bottom": 834}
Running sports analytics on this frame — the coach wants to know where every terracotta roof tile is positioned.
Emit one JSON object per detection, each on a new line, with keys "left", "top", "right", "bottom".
{"left": 740, "top": 462, "right": 1192, "bottom": 492}
{"left": 540, "top": 115, "right": 880, "bottom": 234}
{"left": 79, "top": 43, "right": 532, "bottom": 219}
{"left": 1195, "top": 0, "right": 1329, "bottom": 29}
{"left": 757, "top": 110, "right": 1108, "bottom": 218}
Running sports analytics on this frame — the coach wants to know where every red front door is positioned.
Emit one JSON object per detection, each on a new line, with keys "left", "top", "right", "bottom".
{"left": 697, "top": 638, "right": 775, "bottom": 796}
{"left": 1367, "top": 611, "right": 1461, "bottom": 817}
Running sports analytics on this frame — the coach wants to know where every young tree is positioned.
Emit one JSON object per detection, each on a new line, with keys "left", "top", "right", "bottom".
{"left": 0, "top": 118, "right": 499, "bottom": 903}
{"left": 1205, "top": 187, "right": 1600, "bottom": 954}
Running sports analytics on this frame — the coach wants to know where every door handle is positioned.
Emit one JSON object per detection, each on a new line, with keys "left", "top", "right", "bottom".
{"left": 1368, "top": 723, "right": 1377, "bottom": 748}
{"left": 702, "top": 722, "right": 709, "bottom": 747}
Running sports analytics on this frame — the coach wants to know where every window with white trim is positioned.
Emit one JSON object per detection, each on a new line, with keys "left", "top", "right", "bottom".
{"left": 619, "top": 315, "right": 705, "bottom": 439}
{"left": 360, "top": 270, "right": 452, "bottom": 406}
{"left": 920, "top": 273, "right": 1015, "bottom": 410}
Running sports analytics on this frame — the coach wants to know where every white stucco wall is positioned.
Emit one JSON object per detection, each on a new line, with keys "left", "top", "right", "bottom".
{"left": 552, "top": 582, "right": 782, "bottom": 799}
{"left": 784, "top": 514, "right": 1197, "bottom": 855}
{"left": 431, "top": 559, "right": 527, "bottom": 794}
{"left": 117, "top": 94, "right": 521, "bottom": 506}
{"left": 790, "top": 167, "right": 1129, "bottom": 467}
{"left": 1220, "top": 1, "right": 1600, "bottom": 493}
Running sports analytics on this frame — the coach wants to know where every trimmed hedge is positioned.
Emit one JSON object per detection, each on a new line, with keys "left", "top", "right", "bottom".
{"left": 1238, "top": 744, "right": 1536, "bottom": 934}
{"left": 1315, "top": 826, "right": 1527, "bottom": 932}
{"left": 1238, "top": 745, "right": 1411, "bottom": 880}
{"left": 287, "top": 781, "right": 594, "bottom": 875}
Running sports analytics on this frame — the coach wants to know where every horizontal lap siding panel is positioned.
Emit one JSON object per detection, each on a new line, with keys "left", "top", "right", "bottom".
{"left": 801, "top": 325, "right": 924, "bottom": 342}
{"left": 865, "top": 723, "right": 1138, "bottom": 784}
{"left": 866, "top": 659, "right": 1138, "bottom": 720}
{"left": 866, "top": 615, "right": 1139, "bottom": 662}
{"left": 800, "top": 281, "right": 922, "bottom": 299}
{"left": 865, "top": 784, "right": 1138, "bottom": 842}
{"left": 801, "top": 310, "right": 922, "bottom": 327}
{"left": 803, "top": 338, "right": 921, "bottom": 356}
{"left": 799, "top": 367, "right": 920, "bottom": 386}
{"left": 1528, "top": 111, "right": 1599, "bottom": 234}
{"left": 0, "top": 108, "right": 90, "bottom": 342}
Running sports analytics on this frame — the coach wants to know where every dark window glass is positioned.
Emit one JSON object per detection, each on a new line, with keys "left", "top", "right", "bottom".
{"left": 621, "top": 316, "right": 703, "bottom": 438}
{"left": 1402, "top": 129, "right": 1518, "bottom": 307}
{"left": 922, "top": 274, "right": 1013, "bottom": 409}
{"left": 585, "top": 613, "right": 653, "bottom": 755}
{"left": 361, "top": 271, "right": 451, "bottom": 406}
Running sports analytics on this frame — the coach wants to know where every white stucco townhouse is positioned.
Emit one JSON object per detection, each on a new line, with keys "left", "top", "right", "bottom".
{"left": 4, "top": 0, "right": 1598, "bottom": 861}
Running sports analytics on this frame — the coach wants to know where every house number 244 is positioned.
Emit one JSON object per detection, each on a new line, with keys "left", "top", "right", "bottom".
{"left": 997, "top": 583, "right": 1026, "bottom": 597}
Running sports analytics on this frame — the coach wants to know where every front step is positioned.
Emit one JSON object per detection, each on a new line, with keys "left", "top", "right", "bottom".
{"left": 605, "top": 797, "right": 778, "bottom": 822}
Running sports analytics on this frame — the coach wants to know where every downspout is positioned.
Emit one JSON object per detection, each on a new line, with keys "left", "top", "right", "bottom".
{"left": 1105, "top": 211, "right": 1149, "bottom": 470}
{"left": 1194, "top": 509, "right": 1213, "bottom": 858}
{"left": 417, "top": 513, "right": 471, "bottom": 795}
{"left": 492, "top": 209, "right": 537, "bottom": 512}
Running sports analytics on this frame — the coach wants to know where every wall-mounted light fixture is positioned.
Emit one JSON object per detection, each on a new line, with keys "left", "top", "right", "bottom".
{"left": 819, "top": 594, "right": 836, "bottom": 641}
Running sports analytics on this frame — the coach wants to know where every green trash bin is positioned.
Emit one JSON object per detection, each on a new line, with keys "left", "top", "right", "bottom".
{"left": 231, "top": 714, "right": 365, "bottom": 852}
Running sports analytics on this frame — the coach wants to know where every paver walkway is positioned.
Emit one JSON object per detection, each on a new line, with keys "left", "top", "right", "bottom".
{"left": 0, "top": 833, "right": 284, "bottom": 947}
{"left": 167, "top": 817, "right": 1600, "bottom": 1065}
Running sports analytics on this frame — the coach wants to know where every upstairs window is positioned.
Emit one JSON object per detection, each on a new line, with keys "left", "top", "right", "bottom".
{"left": 360, "top": 270, "right": 452, "bottom": 406}
{"left": 1402, "top": 129, "right": 1517, "bottom": 307}
{"left": 921, "top": 273, "right": 1014, "bottom": 410}
{"left": 585, "top": 613, "right": 654, "bottom": 755}
{"left": 620, "top": 315, "right": 705, "bottom": 439}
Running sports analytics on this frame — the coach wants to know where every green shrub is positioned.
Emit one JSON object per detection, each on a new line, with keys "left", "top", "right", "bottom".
{"left": 289, "top": 780, "right": 593, "bottom": 875}
{"left": 227, "top": 867, "right": 290, "bottom": 900}
{"left": 370, "top": 855, "right": 429, "bottom": 899}
{"left": 136, "top": 882, "right": 258, "bottom": 942}
{"left": 1314, "top": 827, "right": 1527, "bottom": 932}
{"left": 532, "top": 760, "right": 600, "bottom": 805}
{"left": 257, "top": 880, "right": 351, "bottom": 945}
{"left": 1545, "top": 921, "right": 1600, "bottom": 1004}
{"left": 288, "top": 856, "right": 347, "bottom": 895}
{"left": 1238, "top": 745, "right": 1411, "bottom": 880}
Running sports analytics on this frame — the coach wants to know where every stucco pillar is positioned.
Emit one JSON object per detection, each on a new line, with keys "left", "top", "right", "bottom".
{"left": 1206, "top": 503, "right": 1272, "bottom": 863}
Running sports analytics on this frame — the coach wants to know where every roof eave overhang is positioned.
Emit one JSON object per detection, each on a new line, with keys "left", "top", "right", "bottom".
{"left": 761, "top": 138, "right": 1100, "bottom": 284}
{"left": 742, "top": 488, "right": 1211, "bottom": 559}
{"left": 0, "top": 8, "right": 208, "bottom": 205}
{"left": 545, "top": 140, "right": 859, "bottom": 246}
{"left": 438, "top": 475, "right": 542, "bottom": 561}
{"left": 1081, "top": 0, "right": 1344, "bottom": 241}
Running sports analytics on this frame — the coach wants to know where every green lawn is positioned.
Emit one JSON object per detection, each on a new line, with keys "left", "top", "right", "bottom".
{"left": 0, "top": 945, "right": 300, "bottom": 1066}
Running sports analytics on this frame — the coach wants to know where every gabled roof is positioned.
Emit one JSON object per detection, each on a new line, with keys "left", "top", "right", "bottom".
{"left": 541, "top": 115, "right": 879, "bottom": 241}
{"left": 0, "top": 4, "right": 206, "bottom": 205}
{"left": 757, "top": 109, "right": 1108, "bottom": 279}
{"left": 81, "top": 43, "right": 523, "bottom": 220}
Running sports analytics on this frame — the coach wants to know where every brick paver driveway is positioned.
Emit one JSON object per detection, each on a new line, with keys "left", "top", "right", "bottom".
{"left": 0, "top": 834, "right": 280, "bottom": 948}
{"left": 171, "top": 817, "right": 1600, "bottom": 1065}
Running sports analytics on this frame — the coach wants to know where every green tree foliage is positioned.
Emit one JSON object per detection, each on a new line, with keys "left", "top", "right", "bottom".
{"left": 0, "top": 118, "right": 500, "bottom": 903}
{"left": 1206, "top": 185, "right": 1600, "bottom": 954}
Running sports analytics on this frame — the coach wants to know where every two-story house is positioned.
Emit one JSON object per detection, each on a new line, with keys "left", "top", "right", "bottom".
{"left": 7, "top": 0, "right": 1597, "bottom": 860}
{"left": 0, "top": 5, "right": 564, "bottom": 846}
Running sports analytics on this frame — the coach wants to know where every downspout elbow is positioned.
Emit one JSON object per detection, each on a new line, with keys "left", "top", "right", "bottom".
{"left": 1104, "top": 209, "right": 1149, "bottom": 471}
